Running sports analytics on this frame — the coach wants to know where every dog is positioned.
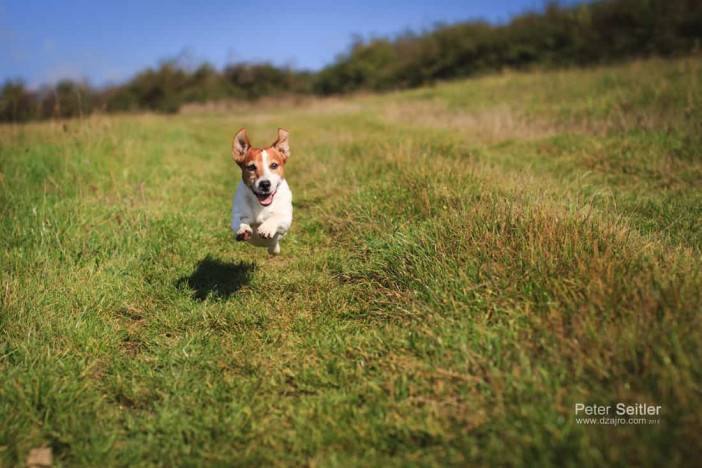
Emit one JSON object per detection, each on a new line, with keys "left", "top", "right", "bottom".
{"left": 230, "top": 128, "right": 293, "bottom": 255}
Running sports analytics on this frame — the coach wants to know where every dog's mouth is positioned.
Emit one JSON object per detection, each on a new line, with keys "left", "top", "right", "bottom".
{"left": 255, "top": 191, "right": 276, "bottom": 206}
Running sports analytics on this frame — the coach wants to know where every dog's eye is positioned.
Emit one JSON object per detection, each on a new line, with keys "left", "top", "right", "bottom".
{"left": 246, "top": 164, "right": 256, "bottom": 171}
{"left": 270, "top": 163, "right": 279, "bottom": 170}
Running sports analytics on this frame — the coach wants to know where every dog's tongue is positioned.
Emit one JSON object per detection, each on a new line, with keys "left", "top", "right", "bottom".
{"left": 258, "top": 193, "right": 274, "bottom": 206}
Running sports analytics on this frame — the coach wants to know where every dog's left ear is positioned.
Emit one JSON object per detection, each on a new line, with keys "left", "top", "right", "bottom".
{"left": 272, "top": 128, "right": 290, "bottom": 161}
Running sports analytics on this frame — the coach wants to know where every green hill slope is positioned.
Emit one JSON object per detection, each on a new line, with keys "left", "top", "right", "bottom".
{"left": 1, "top": 56, "right": 701, "bottom": 466}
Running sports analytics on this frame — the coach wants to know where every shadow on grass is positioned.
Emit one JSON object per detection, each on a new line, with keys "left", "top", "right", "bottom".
{"left": 177, "top": 255, "right": 255, "bottom": 301}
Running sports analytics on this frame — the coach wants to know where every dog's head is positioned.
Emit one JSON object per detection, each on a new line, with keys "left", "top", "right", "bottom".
{"left": 232, "top": 128, "right": 290, "bottom": 206}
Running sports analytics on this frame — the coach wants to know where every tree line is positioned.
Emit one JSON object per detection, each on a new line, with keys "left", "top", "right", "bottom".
{"left": 2, "top": 0, "right": 701, "bottom": 122}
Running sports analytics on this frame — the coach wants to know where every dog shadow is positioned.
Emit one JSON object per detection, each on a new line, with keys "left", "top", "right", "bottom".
{"left": 177, "top": 255, "right": 255, "bottom": 301}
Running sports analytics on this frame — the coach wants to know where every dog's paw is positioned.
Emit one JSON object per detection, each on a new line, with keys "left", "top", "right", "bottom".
{"left": 257, "top": 221, "right": 278, "bottom": 239}
{"left": 236, "top": 224, "right": 252, "bottom": 241}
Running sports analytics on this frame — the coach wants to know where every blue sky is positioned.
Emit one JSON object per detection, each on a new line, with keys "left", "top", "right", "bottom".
{"left": 1, "top": 0, "right": 565, "bottom": 88}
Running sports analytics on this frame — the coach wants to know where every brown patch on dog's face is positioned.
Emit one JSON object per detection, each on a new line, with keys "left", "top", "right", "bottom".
{"left": 264, "top": 147, "right": 286, "bottom": 178}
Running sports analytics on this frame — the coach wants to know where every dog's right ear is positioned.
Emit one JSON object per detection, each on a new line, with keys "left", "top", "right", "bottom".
{"left": 232, "top": 128, "right": 250, "bottom": 164}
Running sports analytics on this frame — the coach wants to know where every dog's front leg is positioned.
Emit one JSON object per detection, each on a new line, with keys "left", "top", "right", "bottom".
{"left": 236, "top": 224, "right": 252, "bottom": 241}
{"left": 256, "top": 218, "right": 279, "bottom": 240}
{"left": 257, "top": 214, "right": 290, "bottom": 240}
{"left": 232, "top": 188, "right": 254, "bottom": 241}
{"left": 235, "top": 217, "right": 253, "bottom": 241}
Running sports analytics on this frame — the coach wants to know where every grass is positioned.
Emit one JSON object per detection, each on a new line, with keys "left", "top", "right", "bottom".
{"left": 1, "top": 56, "right": 701, "bottom": 466}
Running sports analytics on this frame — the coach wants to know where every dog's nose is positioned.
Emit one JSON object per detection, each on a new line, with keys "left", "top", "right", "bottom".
{"left": 259, "top": 180, "right": 271, "bottom": 192}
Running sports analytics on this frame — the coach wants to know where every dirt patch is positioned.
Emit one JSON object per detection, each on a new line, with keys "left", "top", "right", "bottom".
{"left": 26, "top": 447, "right": 52, "bottom": 468}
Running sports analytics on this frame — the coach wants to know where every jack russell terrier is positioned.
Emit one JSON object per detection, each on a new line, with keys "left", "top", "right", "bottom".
{"left": 230, "top": 128, "right": 293, "bottom": 255}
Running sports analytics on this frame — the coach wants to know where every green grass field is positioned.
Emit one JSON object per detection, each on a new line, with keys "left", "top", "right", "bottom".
{"left": 2, "top": 57, "right": 701, "bottom": 466}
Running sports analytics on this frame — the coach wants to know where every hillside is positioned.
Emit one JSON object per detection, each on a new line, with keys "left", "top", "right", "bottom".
{"left": 1, "top": 56, "right": 701, "bottom": 465}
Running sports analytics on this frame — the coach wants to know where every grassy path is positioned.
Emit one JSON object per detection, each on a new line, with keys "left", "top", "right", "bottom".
{"left": 1, "top": 57, "right": 701, "bottom": 466}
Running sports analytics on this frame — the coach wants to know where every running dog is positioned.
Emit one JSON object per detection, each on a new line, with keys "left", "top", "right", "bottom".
{"left": 230, "top": 128, "right": 293, "bottom": 255}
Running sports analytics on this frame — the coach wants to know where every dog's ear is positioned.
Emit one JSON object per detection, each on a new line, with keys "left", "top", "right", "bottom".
{"left": 272, "top": 128, "right": 290, "bottom": 161}
{"left": 232, "top": 128, "right": 250, "bottom": 164}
